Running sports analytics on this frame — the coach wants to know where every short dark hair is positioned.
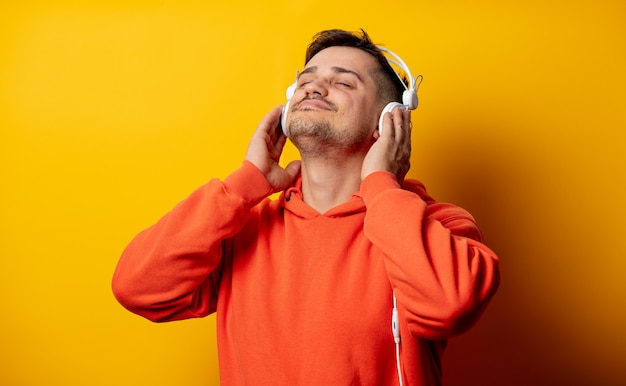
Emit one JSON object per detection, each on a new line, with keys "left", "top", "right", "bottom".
{"left": 304, "top": 29, "right": 406, "bottom": 107}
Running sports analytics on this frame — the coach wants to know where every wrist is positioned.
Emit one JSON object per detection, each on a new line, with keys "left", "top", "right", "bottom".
{"left": 223, "top": 161, "right": 274, "bottom": 206}
{"left": 360, "top": 171, "right": 401, "bottom": 204}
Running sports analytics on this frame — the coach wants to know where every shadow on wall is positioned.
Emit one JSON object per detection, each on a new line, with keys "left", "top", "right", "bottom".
{"left": 414, "top": 120, "right": 625, "bottom": 386}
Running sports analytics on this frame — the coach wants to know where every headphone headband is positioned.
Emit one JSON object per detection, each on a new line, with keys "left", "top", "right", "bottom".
{"left": 377, "top": 46, "right": 422, "bottom": 110}
{"left": 377, "top": 47, "right": 418, "bottom": 94}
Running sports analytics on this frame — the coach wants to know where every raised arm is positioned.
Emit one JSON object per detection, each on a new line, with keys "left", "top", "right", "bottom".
{"left": 112, "top": 106, "right": 300, "bottom": 322}
{"left": 361, "top": 104, "right": 499, "bottom": 339}
{"left": 111, "top": 161, "right": 272, "bottom": 322}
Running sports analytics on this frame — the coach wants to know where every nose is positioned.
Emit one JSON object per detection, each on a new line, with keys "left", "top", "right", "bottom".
{"left": 303, "top": 78, "right": 329, "bottom": 97}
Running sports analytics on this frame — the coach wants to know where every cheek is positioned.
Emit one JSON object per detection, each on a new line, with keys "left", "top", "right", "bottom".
{"left": 359, "top": 102, "right": 382, "bottom": 131}
{"left": 341, "top": 107, "right": 379, "bottom": 136}
{"left": 335, "top": 93, "right": 380, "bottom": 130}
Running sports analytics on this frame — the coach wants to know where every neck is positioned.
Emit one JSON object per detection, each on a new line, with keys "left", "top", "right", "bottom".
{"left": 299, "top": 154, "right": 364, "bottom": 214}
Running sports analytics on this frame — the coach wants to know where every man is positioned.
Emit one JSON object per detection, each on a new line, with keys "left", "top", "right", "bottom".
{"left": 112, "top": 29, "right": 500, "bottom": 386}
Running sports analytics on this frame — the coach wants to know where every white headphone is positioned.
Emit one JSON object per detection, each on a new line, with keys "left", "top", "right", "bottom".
{"left": 280, "top": 45, "right": 421, "bottom": 136}
{"left": 376, "top": 47, "right": 421, "bottom": 135}
{"left": 280, "top": 74, "right": 298, "bottom": 134}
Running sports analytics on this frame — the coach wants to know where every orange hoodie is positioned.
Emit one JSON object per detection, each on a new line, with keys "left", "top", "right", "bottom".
{"left": 112, "top": 161, "right": 500, "bottom": 386}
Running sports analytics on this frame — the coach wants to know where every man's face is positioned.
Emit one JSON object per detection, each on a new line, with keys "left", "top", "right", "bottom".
{"left": 286, "top": 46, "right": 380, "bottom": 154}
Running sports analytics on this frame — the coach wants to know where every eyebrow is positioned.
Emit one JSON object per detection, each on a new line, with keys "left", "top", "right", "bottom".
{"left": 299, "top": 66, "right": 364, "bottom": 83}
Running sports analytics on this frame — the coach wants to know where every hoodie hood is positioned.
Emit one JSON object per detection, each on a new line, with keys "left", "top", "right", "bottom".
{"left": 279, "top": 176, "right": 366, "bottom": 220}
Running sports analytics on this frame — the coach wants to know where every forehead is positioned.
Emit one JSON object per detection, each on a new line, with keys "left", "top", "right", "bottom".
{"left": 304, "top": 46, "right": 380, "bottom": 76}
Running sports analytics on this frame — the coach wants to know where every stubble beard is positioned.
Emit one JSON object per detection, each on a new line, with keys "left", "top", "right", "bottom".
{"left": 288, "top": 117, "right": 371, "bottom": 162}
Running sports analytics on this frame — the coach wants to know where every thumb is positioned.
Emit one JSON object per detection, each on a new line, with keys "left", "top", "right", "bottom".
{"left": 284, "top": 160, "right": 302, "bottom": 183}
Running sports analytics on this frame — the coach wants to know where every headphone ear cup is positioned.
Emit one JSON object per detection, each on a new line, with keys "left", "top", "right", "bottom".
{"left": 378, "top": 102, "right": 404, "bottom": 135}
{"left": 403, "top": 89, "right": 418, "bottom": 110}
{"left": 286, "top": 83, "right": 296, "bottom": 100}
{"left": 281, "top": 81, "right": 297, "bottom": 136}
{"left": 281, "top": 99, "right": 290, "bottom": 136}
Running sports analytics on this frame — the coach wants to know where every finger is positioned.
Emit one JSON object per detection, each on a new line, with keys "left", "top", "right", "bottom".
{"left": 381, "top": 108, "right": 397, "bottom": 139}
{"left": 272, "top": 130, "right": 288, "bottom": 159}
{"left": 396, "top": 109, "right": 413, "bottom": 134}
{"left": 403, "top": 110, "right": 412, "bottom": 132}
{"left": 284, "top": 160, "right": 302, "bottom": 181}
{"left": 257, "top": 106, "right": 283, "bottom": 139}
{"left": 390, "top": 106, "right": 406, "bottom": 139}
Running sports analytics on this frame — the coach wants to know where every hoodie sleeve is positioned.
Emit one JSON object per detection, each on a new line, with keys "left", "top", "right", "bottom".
{"left": 111, "top": 161, "right": 272, "bottom": 322}
{"left": 360, "top": 171, "right": 500, "bottom": 340}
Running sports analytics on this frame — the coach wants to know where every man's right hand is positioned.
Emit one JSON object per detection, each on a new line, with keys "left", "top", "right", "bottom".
{"left": 245, "top": 106, "right": 301, "bottom": 193}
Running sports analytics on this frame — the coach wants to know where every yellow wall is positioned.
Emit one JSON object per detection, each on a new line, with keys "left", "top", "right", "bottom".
{"left": 1, "top": 1, "right": 624, "bottom": 385}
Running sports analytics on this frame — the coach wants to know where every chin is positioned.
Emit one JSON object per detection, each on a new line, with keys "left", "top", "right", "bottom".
{"left": 288, "top": 117, "right": 332, "bottom": 139}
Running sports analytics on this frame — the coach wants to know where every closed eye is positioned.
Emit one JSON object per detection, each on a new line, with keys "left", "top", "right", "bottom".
{"left": 335, "top": 81, "right": 354, "bottom": 88}
{"left": 296, "top": 65, "right": 362, "bottom": 90}
{"left": 297, "top": 74, "right": 314, "bottom": 88}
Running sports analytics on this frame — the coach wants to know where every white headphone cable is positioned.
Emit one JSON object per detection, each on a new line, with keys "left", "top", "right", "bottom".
{"left": 392, "top": 292, "right": 404, "bottom": 386}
